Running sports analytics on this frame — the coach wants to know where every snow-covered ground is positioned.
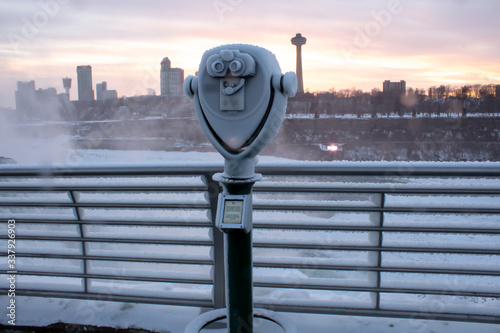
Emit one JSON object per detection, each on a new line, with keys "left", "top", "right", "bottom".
{"left": 286, "top": 112, "right": 500, "bottom": 120}
{"left": 3, "top": 145, "right": 500, "bottom": 169}
{"left": 3, "top": 296, "right": 500, "bottom": 333}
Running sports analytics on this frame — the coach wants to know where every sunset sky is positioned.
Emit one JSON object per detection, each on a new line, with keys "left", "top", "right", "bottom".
{"left": 1, "top": 0, "right": 499, "bottom": 108}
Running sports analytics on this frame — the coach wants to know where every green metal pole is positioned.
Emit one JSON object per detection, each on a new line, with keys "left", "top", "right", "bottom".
{"left": 222, "top": 181, "right": 255, "bottom": 333}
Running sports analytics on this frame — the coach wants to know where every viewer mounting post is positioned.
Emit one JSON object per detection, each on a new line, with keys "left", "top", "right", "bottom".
{"left": 184, "top": 44, "right": 297, "bottom": 333}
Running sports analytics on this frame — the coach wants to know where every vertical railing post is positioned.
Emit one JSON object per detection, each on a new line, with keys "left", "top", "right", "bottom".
{"left": 205, "top": 173, "right": 226, "bottom": 309}
{"left": 69, "top": 190, "right": 88, "bottom": 294}
{"left": 375, "top": 191, "right": 386, "bottom": 310}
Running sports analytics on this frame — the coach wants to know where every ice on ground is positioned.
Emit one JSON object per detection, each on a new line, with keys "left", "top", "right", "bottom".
{"left": 381, "top": 293, "right": 500, "bottom": 317}
{"left": 255, "top": 287, "right": 376, "bottom": 309}
{"left": 253, "top": 248, "right": 378, "bottom": 267}
{"left": 0, "top": 191, "right": 72, "bottom": 203}
{"left": 382, "top": 252, "right": 500, "bottom": 271}
{"left": 253, "top": 210, "right": 379, "bottom": 227}
{"left": 2, "top": 296, "right": 500, "bottom": 332}
{"left": 385, "top": 194, "right": 500, "bottom": 209}
{"left": 86, "top": 261, "right": 212, "bottom": 281}
{"left": 0, "top": 206, "right": 76, "bottom": 220}
{"left": 384, "top": 212, "right": 500, "bottom": 229}
{"left": 0, "top": 222, "right": 79, "bottom": 237}
{"left": 253, "top": 192, "right": 382, "bottom": 208}
{"left": 383, "top": 232, "right": 500, "bottom": 250}
{"left": 254, "top": 229, "right": 378, "bottom": 246}
{"left": 83, "top": 225, "right": 212, "bottom": 242}
{"left": 0, "top": 274, "right": 83, "bottom": 292}
{"left": 85, "top": 243, "right": 212, "bottom": 261}
{"left": 0, "top": 239, "right": 82, "bottom": 255}
{"left": 381, "top": 272, "right": 500, "bottom": 294}
{"left": 75, "top": 191, "right": 208, "bottom": 205}
{"left": 0, "top": 257, "right": 83, "bottom": 274}
{"left": 88, "top": 279, "right": 212, "bottom": 301}
{"left": 80, "top": 207, "right": 209, "bottom": 224}
{"left": 254, "top": 267, "right": 377, "bottom": 288}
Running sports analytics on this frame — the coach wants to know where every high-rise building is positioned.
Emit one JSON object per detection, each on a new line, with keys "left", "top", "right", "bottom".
{"left": 15, "top": 80, "right": 64, "bottom": 120}
{"left": 96, "top": 81, "right": 118, "bottom": 101}
{"left": 15, "top": 81, "right": 36, "bottom": 115}
{"left": 77, "top": 65, "right": 94, "bottom": 102}
{"left": 160, "top": 57, "right": 171, "bottom": 96}
{"left": 35, "top": 87, "right": 58, "bottom": 116}
{"left": 383, "top": 80, "right": 406, "bottom": 95}
{"left": 102, "top": 90, "right": 118, "bottom": 101}
{"left": 168, "top": 68, "right": 184, "bottom": 95}
{"left": 62, "top": 77, "right": 71, "bottom": 99}
{"left": 96, "top": 81, "right": 107, "bottom": 101}
{"left": 291, "top": 32, "right": 307, "bottom": 94}
{"left": 160, "top": 57, "right": 184, "bottom": 96}
{"left": 496, "top": 85, "right": 500, "bottom": 99}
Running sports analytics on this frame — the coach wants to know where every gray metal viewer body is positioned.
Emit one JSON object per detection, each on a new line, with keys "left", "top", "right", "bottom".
{"left": 184, "top": 44, "right": 297, "bottom": 333}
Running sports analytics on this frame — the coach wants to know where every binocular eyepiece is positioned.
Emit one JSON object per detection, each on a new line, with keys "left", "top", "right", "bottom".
{"left": 206, "top": 49, "right": 256, "bottom": 78}
{"left": 185, "top": 44, "right": 297, "bottom": 179}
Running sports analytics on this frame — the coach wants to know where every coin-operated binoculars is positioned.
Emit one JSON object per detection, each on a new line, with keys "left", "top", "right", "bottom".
{"left": 184, "top": 44, "right": 297, "bottom": 333}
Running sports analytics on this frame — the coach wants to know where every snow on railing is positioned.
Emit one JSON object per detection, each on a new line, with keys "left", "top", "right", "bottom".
{"left": 0, "top": 163, "right": 499, "bottom": 324}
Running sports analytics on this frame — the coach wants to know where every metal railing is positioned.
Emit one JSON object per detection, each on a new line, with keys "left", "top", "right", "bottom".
{"left": 0, "top": 163, "right": 499, "bottom": 324}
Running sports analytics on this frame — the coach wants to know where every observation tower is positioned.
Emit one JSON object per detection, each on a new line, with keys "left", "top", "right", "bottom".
{"left": 62, "top": 77, "right": 71, "bottom": 99}
{"left": 291, "top": 32, "right": 307, "bottom": 94}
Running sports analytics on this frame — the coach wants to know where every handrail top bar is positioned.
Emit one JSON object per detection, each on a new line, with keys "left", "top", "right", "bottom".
{"left": 1, "top": 161, "right": 500, "bottom": 177}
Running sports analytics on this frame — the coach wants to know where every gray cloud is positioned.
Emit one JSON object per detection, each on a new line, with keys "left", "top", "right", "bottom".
{"left": 0, "top": 0, "right": 499, "bottom": 107}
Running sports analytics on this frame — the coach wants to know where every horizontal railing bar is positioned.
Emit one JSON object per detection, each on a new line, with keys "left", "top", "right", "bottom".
{"left": 0, "top": 202, "right": 210, "bottom": 209}
{"left": 2, "top": 236, "right": 495, "bottom": 255}
{"left": 257, "top": 165, "right": 500, "bottom": 177}
{"left": 3, "top": 203, "right": 500, "bottom": 215}
{"left": 0, "top": 271, "right": 214, "bottom": 285}
{"left": 253, "top": 205, "right": 500, "bottom": 214}
{"left": 0, "top": 186, "right": 209, "bottom": 191}
{"left": 254, "top": 186, "right": 500, "bottom": 195}
{"left": 2, "top": 163, "right": 500, "bottom": 177}
{"left": 2, "top": 222, "right": 499, "bottom": 235}
{"left": 255, "top": 304, "right": 500, "bottom": 325}
{"left": 3, "top": 252, "right": 499, "bottom": 277}
{"left": 0, "top": 219, "right": 212, "bottom": 227}
{"left": 2, "top": 186, "right": 499, "bottom": 194}
{"left": 0, "top": 166, "right": 221, "bottom": 177}
{"left": 2, "top": 271, "right": 497, "bottom": 299}
{"left": 0, "top": 289, "right": 213, "bottom": 308}
{"left": 254, "top": 282, "right": 500, "bottom": 298}
{"left": 253, "top": 243, "right": 500, "bottom": 255}
{"left": 0, "top": 235, "right": 213, "bottom": 246}
{"left": 253, "top": 262, "right": 500, "bottom": 276}
{"left": 4, "top": 252, "right": 498, "bottom": 276}
{"left": 3, "top": 220, "right": 499, "bottom": 234}
{"left": 3, "top": 235, "right": 496, "bottom": 255}
{"left": 253, "top": 225, "right": 500, "bottom": 234}
{"left": 0, "top": 252, "right": 213, "bottom": 265}
{"left": 2, "top": 203, "right": 499, "bottom": 215}
{"left": 80, "top": 220, "right": 212, "bottom": 227}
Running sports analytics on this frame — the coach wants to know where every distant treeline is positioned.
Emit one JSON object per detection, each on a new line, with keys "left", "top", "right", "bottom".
{"left": 289, "top": 87, "right": 500, "bottom": 118}
{"left": 307, "top": 83, "right": 499, "bottom": 100}
{"left": 11, "top": 83, "right": 500, "bottom": 123}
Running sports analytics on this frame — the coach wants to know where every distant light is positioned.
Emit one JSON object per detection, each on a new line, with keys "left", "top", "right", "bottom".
{"left": 319, "top": 143, "right": 342, "bottom": 152}
{"left": 327, "top": 144, "right": 339, "bottom": 152}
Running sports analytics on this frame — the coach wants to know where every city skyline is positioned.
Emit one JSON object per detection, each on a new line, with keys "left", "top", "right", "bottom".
{"left": 1, "top": 0, "right": 499, "bottom": 108}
